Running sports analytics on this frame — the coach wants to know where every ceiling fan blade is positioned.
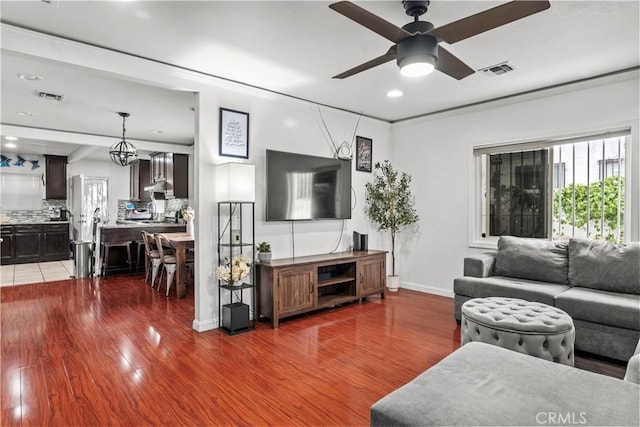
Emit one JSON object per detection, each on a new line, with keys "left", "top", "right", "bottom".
{"left": 436, "top": 46, "right": 475, "bottom": 80}
{"left": 428, "top": 0, "right": 550, "bottom": 44}
{"left": 332, "top": 46, "right": 397, "bottom": 79}
{"left": 329, "top": 1, "right": 411, "bottom": 43}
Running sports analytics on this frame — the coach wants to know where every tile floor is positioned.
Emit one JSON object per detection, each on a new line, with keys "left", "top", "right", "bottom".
{"left": 0, "top": 260, "right": 74, "bottom": 286}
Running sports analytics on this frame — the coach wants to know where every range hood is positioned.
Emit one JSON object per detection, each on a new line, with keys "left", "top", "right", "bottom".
{"left": 144, "top": 181, "right": 174, "bottom": 199}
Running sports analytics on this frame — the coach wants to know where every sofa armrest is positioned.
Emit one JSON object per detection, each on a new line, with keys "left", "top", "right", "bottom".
{"left": 463, "top": 252, "right": 497, "bottom": 278}
{"left": 624, "top": 339, "right": 640, "bottom": 384}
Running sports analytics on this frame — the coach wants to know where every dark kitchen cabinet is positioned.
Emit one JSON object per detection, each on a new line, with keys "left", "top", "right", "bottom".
{"left": 45, "top": 155, "right": 68, "bottom": 200}
{"left": 14, "top": 225, "right": 42, "bottom": 263}
{"left": 172, "top": 153, "right": 189, "bottom": 199}
{"left": 1, "top": 226, "right": 15, "bottom": 263}
{"left": 130, "top": 159, "right": 151, "bottom": 202}
{"left": 42, "top": 223, "right": 70, "bottom": 261}
{"left": 1, "top": 223, "right": 70, "bottom": 265}
{"left": 149, "top": 152, "right": 189, "bottom": 199}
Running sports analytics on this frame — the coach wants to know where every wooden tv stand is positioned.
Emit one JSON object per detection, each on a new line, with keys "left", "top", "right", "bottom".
{"left": 257, "top": 250, "right": 386, "bottom": 328}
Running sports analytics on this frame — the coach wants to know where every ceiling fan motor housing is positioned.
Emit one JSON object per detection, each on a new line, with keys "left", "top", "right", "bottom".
{"left": 402, "top": 0, "right": 430, "bottom": 17}
{"left": 397, "top": 21, "right": 438, "bottom": 69}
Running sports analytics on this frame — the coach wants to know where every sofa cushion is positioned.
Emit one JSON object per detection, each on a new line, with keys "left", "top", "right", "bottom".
{"left": 454, "top": 276, "right": 570, "bottom": 307}
{"left": 625, "top": 340, "right": 640, "bottom": 384}
{"left": 370, "top": 342, "right": 640, "bottom": 427}
{"left": 555, "top": 287, "right": 640, "bottom": 331}
{"left": 568, "top": 239, "right": 640, "bottom": 294}
{"left": 495, "top": 236, "right": 569, "bottom": 284}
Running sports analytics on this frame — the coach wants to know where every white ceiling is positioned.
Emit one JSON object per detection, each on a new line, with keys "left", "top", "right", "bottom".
{"left": 1, "top": 1, "right": 639, "bottom": 158}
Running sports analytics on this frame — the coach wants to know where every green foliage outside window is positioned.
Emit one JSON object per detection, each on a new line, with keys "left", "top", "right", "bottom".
{"left": 553, "top": 176, "right": 624, "bottom": 242}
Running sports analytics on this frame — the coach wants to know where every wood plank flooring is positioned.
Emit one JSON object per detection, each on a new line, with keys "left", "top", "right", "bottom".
{"left": 0, "top": 275, "right": 627, "bottom": 426}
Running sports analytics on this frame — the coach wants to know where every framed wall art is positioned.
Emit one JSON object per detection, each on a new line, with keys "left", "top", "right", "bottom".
{"left": 356, "top": 136, "right": 372, "bottom": 172}
{"left": 219, "top": 108, "right": 249, "bottom": 159}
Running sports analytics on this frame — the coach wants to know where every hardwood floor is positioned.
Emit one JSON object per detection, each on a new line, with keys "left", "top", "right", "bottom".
{"left": 0, "top": 275, "right": 627, "bottom": 426}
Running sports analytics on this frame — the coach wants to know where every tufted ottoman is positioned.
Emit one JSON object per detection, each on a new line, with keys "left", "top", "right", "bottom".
{"left": 461, "top": 297, "right": 575, "bottom": 366}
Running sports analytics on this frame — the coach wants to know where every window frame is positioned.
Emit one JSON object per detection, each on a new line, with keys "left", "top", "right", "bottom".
{"left": 469, "top": 128, "right": 633, "bottom": 249}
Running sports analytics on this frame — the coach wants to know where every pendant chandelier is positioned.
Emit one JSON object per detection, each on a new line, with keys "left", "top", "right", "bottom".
{"left": 109, "top": 112, "right": 138, "bottom": 167}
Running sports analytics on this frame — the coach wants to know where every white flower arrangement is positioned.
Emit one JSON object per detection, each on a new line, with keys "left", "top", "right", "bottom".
{"left": 216, "top": 253, "right": 251, "bottom": 285}
{"left": 183, "top": 206, "right": 195, "bottom": 222}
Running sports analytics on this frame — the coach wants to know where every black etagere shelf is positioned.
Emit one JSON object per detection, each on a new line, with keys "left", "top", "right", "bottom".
{"left": 217, "top": 202, "right": 256, "bottom": 335}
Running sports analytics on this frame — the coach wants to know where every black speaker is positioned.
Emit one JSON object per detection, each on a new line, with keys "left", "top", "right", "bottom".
{"left": 222, "top": 303, "right": 250, "bottom": 334}
{"left": 353, "top": 231, "right": 361, "bottom": 251}
{"left": 360, "top": 234, "right": 368, "bottom": 251}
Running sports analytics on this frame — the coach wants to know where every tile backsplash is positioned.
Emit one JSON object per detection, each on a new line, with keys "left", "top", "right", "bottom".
{"left": 2, "top": 200, "right": 67, "bottom": 223}
{"left": 3, "top": 197, "right": 190, "bottom": 223}
{"left": 116, "top": 198, "right": 189, "bottom": 221}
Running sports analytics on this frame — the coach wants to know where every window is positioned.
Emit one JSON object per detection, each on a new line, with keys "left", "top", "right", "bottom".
{"left": 475, "top": 131, "right": 629, "bottom": 243}
{"left": 598, "top": 158, "right": 625, "bottom": 180}
{"left": 553, "top": 163, "right": 566, "bottom": 189}
{"left": 488, "top": 150, "right": 548, "bottom": 238}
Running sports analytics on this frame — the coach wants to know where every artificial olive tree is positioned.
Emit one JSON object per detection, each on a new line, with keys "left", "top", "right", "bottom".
{"left": 365, "top": 160, "right": 419, "bottom": 277}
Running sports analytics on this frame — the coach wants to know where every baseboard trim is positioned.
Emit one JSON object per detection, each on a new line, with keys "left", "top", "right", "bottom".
{"left": 192, "top": 318, "right": 218, "bottom": 332}
{"left": 401, "top": 281, "right": 454, "bottom": 298}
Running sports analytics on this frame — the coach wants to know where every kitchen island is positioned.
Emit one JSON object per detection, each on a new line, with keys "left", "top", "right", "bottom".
{"left": 99, "top": 222, "right": 187, "bottom": 288}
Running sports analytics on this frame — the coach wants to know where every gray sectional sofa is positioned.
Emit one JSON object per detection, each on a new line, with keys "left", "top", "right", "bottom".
{"left": 454, "top": 236, "right": 640, "bottom": 361}
{"left": 370, "top": 340, "right": 640, "bottom": 426}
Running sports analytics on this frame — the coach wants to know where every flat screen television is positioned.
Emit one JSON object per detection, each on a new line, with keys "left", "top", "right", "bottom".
{"left": 266, "top": 149, "right": 352, "bottom": 221}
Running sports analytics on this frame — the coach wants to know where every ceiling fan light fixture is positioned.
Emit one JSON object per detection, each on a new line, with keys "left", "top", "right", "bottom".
{"left": 397, "top": 34, "right": 438, "bottom": 78}
{"left": 109, "top": 112, "right": 138, "bottom": 167}
{"left": 400, "top": 60, "right": 435, "bottom": 77}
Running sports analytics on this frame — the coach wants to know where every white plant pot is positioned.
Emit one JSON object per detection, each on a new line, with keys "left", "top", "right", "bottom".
{"left": 387, "top": 275, "right": 400, "bottom": 292}
{"left": 258, "top": 252, "right": 272, "bottom": 262}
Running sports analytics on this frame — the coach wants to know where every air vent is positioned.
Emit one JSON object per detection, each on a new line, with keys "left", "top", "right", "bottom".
{"left": 479, "top": 62, "right": 516, "bottom": 76}
{"left": 38, "top": 92, "right": 65, "bottom": 101}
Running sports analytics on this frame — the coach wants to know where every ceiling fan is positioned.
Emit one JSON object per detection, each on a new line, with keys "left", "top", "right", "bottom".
{"left": 329, "top": 0, "right": 550, "bottom": 80}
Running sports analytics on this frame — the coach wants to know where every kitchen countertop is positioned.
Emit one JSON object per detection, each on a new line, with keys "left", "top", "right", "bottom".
{"left": 103, "top": 220, "right": 186, "bottom": 229}
{"left": 1, "top": 220, "right": 70, "bottom": 225}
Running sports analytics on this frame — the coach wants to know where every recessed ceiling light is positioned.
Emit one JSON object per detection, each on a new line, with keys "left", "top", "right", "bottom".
{"left": 5, "top": 136, "right": 18, "bottom": 141}
{"left": 5, "top": 142, "right": 17, "bottom": 149}
{"left": 150, "top": 129, "right": 164, "bottom": 134}
{"left": 17, "top": 111, "right": 36, "bottom": 116}
{"left": 17, "top": 73, "right": 42, "bottom": 81}
{"left": 387, "top": 89, "right": 403, "bottom": 98}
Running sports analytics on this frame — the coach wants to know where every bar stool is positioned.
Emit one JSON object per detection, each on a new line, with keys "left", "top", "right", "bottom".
{"left": 100, "top": 241, "right": 132, "bottom": 277}
{"left": 142, "top": 231, "right": 161, "bottom": 287}
{"left": 134, "top": 239, "right": 146, "bottom": 273}
{"left": 155, "top": 233, "right": 177, "bottom": 296}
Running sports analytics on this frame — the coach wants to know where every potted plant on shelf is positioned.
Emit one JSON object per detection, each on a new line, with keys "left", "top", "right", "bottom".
{"left": 257, "top": 241, "right": 272, "bottom": 262}
{"left": 365, "top": 160, "right": 419, "bottom": 292}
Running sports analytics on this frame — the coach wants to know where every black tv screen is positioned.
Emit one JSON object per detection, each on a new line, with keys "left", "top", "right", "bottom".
{"left": 266, "top": 150, "right": 352, "bottom": 221}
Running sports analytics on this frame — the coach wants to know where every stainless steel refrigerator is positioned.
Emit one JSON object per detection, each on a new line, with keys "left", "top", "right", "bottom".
{"left": 71, "top": 175, "right": 109, "bottom": 276}
{"left": 71, "top": 175, "right": 109, "bottom": 241}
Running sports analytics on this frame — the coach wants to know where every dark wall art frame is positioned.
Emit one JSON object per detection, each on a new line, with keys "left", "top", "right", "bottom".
{"left": 219, "top": 108, "right": 250, "bottom": 159}
{"left": 356, "top": 136, "right": 373, "bottom": 172}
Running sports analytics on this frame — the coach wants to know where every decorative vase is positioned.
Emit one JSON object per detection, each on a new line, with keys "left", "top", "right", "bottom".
{"left": 258, "top": 252, "right": 272, "bottom": 262}
{"left": 387, "top": 275, "right": 400, "bottom": 292}
{"left": 186, "top": 219, "right": 194, "bottom": 236}
{"left": 233, "top": 280, "right": 244, "bottom": 287}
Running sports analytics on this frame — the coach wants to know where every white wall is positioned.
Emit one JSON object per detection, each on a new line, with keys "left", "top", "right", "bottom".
{"left": 192, "top": 87, "right": 392, "bottom": 330}
{"left": 391, "top": 74, "right": 640, "bottom": 297}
